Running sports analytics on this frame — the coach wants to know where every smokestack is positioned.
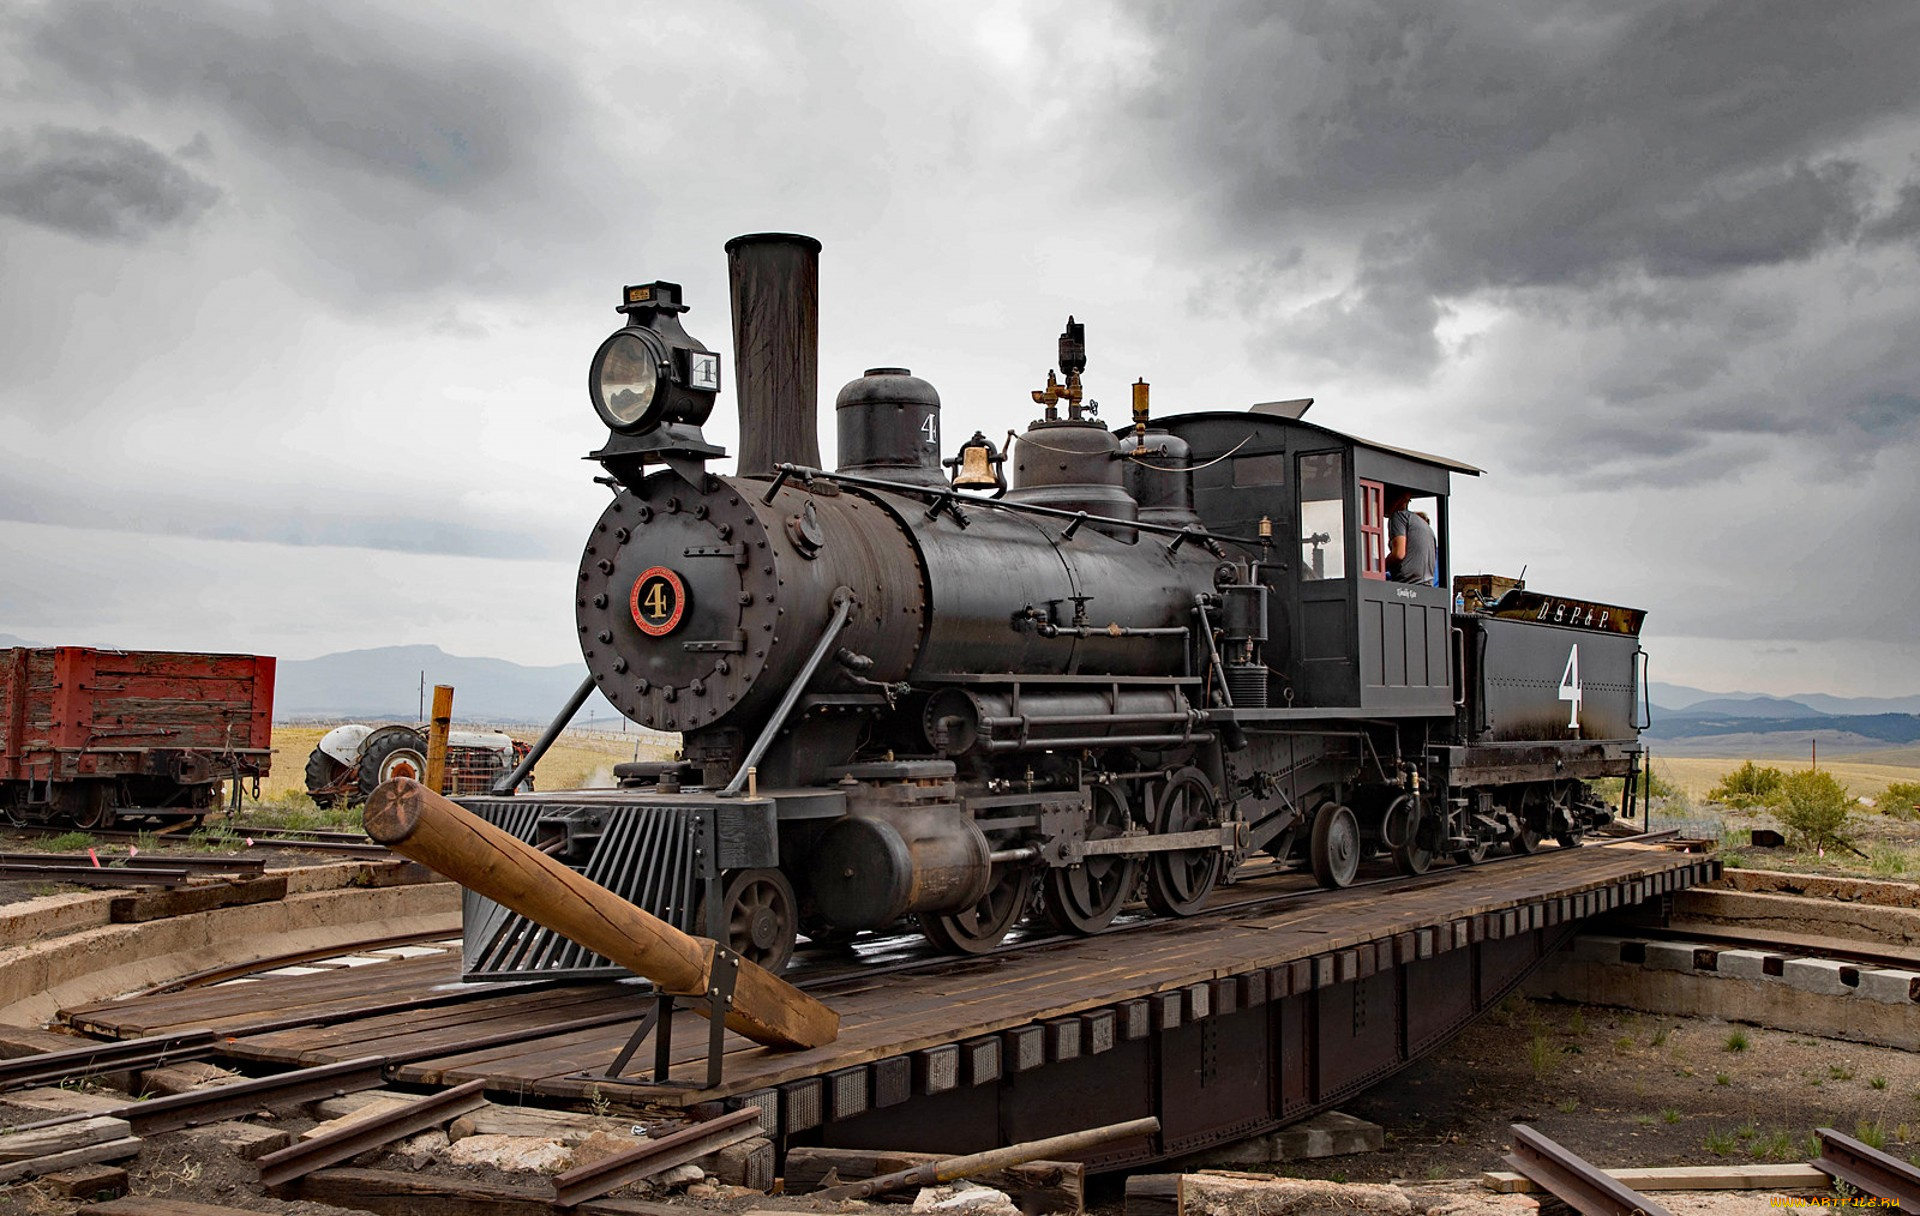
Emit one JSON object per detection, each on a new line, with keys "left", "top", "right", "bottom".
{"left": 726, "top": 233, "right": 822, "bottom": 477}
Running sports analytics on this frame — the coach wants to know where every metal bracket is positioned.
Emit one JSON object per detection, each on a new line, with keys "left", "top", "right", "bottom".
{"left": 602, "top": 945, "right": 740, "bottom": 1090}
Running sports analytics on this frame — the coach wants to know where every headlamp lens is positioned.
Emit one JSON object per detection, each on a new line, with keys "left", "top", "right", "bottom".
{"left": 593, "top": 331, "right": 662, "bottom": 428}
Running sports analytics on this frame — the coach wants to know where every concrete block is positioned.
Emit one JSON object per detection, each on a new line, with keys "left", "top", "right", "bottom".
{"left": 1569, "top": 934, "right": 1631, "bottom": 965}
{"left": 1711, "top": 949, "right": 1774, "bottom": 981}
{"left": 1781, "top": 958, "right": 1853, "bottom": 997}
{"left": 1195, "top": 1111, "right": 1383, "bottom": 1165}
{"left": 1643, "top": 941, "right": 1702, "bottom": 972}
{"left": 1856, "top": 970, "right": 1920, "bottom": 1005}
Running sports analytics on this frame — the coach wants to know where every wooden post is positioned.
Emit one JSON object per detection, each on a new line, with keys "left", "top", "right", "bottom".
{"left": 424, "top": 685, "right": 454, "bottom": 794}
{"left": 813, "top": 1116, "right": 1159, "bottom": 1202}
{"left": 363, "top": 778, "right": 838, "bottom": 1050}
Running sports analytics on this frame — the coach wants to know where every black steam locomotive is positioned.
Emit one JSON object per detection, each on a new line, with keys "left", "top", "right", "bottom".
{"left": 456, "top": 234, "right": 1649, "bottom": 979}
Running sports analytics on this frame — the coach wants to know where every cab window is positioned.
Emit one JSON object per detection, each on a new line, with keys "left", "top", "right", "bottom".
{"left": 1298, "top": 452, "right": 1346, "bottom": 581}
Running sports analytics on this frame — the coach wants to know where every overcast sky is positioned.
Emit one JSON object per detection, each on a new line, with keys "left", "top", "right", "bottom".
{"left": 3, "top": 1, "right": 1917, "bottom": 700}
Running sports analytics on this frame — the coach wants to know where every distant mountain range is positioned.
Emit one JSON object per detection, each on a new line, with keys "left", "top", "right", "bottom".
{"left": 3, "top": 634, "right": 1913, "bottom": 751}
{"left": 1650, "top": 682, "right": 1920, "bottom": 716}
{"left": 0, "top": 634, "right": 618, "bottom": 728}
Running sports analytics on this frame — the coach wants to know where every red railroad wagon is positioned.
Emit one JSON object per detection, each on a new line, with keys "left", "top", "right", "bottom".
{"left": 0, "top": 648, "right": 275, "bottom": 829}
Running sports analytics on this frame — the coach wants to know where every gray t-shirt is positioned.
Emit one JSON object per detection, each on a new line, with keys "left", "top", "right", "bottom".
{"left": 1389, "top": 509, "right": 1436, "bottom": 584}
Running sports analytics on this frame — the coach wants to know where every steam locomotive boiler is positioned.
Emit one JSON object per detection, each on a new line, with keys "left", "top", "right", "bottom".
{"left": 455, "top": 234, "right": 1650, "bottom": 979}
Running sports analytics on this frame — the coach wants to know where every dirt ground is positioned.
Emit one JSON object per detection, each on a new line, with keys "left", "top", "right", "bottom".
{"left": 1267, "top": 993, "right": 1920, "bottom": 1185}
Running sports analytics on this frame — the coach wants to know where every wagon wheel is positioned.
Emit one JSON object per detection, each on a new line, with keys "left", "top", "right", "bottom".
{"left": 68, "top": 783, "right": 118, "bottom": 832}
{"left": 1145, "top": 769, "right": 1223, "bottom": 918}
{"left": 921, "top": 863, "right": 1030, "bottom": 956}
{"left": 357, "top": 729, "right": 430, "bottom": 799}
{"left": 1310, "top": 802, "right": 1361, "bottom": 890}
{"left": 698, "top": 868, "right": 797, "bottom": 974}
{"left": 1045, "top": 784, "right": 1142, "bottom": 935}
{"left": 1386, "top": 794, "right": 1433, "bottom": 877}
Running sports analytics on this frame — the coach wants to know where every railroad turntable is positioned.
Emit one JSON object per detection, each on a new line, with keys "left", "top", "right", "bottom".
{"left": 17, "top": 231, "right": 1716, "bottom": 1198}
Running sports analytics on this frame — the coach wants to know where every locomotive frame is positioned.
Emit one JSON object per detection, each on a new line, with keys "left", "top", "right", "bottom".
{"left": 457, "top": 234, "right": 1650, "bottom": 981}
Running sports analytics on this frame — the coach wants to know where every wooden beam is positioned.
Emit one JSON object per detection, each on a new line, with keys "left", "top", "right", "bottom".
{"left": 362, "top": 777, "right": 838, "bottom": 1050}
{"left": 784, "top": 1147, "right": 1083, "bottom": 1214}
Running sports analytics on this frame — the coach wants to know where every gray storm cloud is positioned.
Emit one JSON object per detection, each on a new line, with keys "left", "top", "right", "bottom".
{"left": 0, "top": 125, "right": 219, "bottom": 241}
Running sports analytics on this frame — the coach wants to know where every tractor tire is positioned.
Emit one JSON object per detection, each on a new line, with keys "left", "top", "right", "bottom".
{"left": 357, "top": 729, "right": 430, "bottom": 800}
{"left": 305, "top": 747, "right": 347, "bottom": 809}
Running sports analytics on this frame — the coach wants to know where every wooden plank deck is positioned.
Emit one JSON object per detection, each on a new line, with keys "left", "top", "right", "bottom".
{"left": 61, "top": 841, "right": 1711, "bottom": 1116}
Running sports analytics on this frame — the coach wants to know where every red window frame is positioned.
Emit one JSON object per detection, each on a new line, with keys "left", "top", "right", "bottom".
{"left": 1359, "top": 480, "right": 1386, "bottom": 580}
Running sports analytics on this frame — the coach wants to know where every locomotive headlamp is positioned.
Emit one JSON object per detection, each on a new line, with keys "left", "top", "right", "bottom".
{"left": 588, "top": 281, "right": 720, "bottom": 436}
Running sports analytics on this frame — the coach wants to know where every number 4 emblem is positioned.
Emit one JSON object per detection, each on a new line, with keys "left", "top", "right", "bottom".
{"left": 1559, "top": 644, "right": 1582, "bottom": 728}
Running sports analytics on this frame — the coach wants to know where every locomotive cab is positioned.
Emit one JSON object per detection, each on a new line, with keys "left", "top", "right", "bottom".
{"left": 1151, "top": 411, "right": 1477, "bottom": 716}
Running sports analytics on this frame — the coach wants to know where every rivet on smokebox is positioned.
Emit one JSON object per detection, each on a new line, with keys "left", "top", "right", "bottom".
{"left": 593, "top": 593, "right": 609, "bottom": 608}
{"left": 614, "top": 527, "right": 630, "bottom": 543}
{"left": 597, "top": 560, "right": 614, "bottom": 574}
{"left": 689, "top": 678, "right": 706, "bottom": 695}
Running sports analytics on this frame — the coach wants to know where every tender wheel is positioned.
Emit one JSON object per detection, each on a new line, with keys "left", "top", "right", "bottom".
{"left": 1310, "top": 802, "right": 1361, "bottom": 890}
{"left": 921, "top": 864, "right": 1030, "bottom": 955}
{"left": 1045, "top": 784, "right": 1141, "bottom": 935}
{"left": 1145, "top": 769, "right": 1223, "bottom": 918}
{"left": 357, "top": 729, "right": 430, "bottom": 799}
{"left": 1385, "top": 794, "right": 1432, "bottom": 877}
{"left": 304, "top": 747, "right": 345, "bottom": 809}
{"left": 1509, "top": 787, "right": 1544, "bottom": 854}
{"left": 701, "top": 868, "right": 797, "bottom": 974}
{"left": 1549, "top": 783, "right": 1583, "bottom": 848}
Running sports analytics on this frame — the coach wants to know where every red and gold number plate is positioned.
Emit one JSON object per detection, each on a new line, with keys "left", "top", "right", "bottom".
{"left": 630, "top": 566, "right": 687, "bottom": 636}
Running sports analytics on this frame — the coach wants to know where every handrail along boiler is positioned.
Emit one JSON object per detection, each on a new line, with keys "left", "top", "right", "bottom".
{"left": 455, "top": 234, "right": 1649, "bottom": 979}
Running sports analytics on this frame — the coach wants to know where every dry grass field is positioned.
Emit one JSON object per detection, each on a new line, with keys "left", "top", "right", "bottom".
{"left": 245, "top": 722, "right": 675, "bottom": 817}
{"left": 1654, "top": 753, "right": 1920, "bottom": 803}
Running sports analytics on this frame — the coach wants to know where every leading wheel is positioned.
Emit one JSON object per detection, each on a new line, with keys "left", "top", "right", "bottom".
{"left": 358, "top": 729, "right": 429, "bottom": 800}
{"left": 700, "top": 868, "right": 797, "bottom": 974}
{"left": 1145, "top": 769, "right": 1223, "bottom": 918}
{"left": 1310, "top": 802, "right": 1361, "bottom": 890}
{"left": 922, "top": 864, "right": 1030, "bottom": 955}
{"left": 1045, "top": 785, "right": 1141, "bottom": 935}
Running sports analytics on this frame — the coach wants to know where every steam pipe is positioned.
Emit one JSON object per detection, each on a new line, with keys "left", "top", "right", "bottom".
{"left": 722, "top": 588, "right": 857, "bottom": 795}
{"left": 492, "top": 672, "right": 597, "bottom": 794}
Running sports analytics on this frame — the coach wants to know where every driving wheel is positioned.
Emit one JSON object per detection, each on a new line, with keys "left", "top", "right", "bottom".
{"left": 1046, "top": 784, "right": 1141, "bottom": 935}
{"left": 1310, "top": 802, "right": 1361, "bottom": 889}
{"left": 922, "top": 864, "right": 1030, "bottom": 955}
{"left": 701, "top": 868, "right": 798, "bottom": 974}
{"left": 1145, "top": 769, "right": 1223, "bottom": 918}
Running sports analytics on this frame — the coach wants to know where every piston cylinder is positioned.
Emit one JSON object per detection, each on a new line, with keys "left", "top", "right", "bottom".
{"left": 808, "top": 804, "right": 992, "bottom": 929}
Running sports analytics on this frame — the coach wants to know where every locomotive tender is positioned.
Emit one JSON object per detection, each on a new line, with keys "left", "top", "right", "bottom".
{"left": 457, "top": 234, "right": 1648, "bottom": 979}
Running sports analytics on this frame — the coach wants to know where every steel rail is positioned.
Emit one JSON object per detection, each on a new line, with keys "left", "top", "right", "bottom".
{"left": 0, "top": 1029, "right": 218, "bottom": 1093}
{"left": 0, "top": 849, "right": 267, "bottom": 873}
{"left": 0, "top": 862, "right": 192, "bottom": 887}
{"left": 551, "top": 1105, "right": 764, "bottom": 1207}
{"left": 1814, "top": 1126, "right": 1920, "bottom": 1207}
{"left": 1504, "top": 1123, "right": 1672, "bottom": 1216}
{"left": 256, "top": 1076, "right": 490, "bottom": 1188}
